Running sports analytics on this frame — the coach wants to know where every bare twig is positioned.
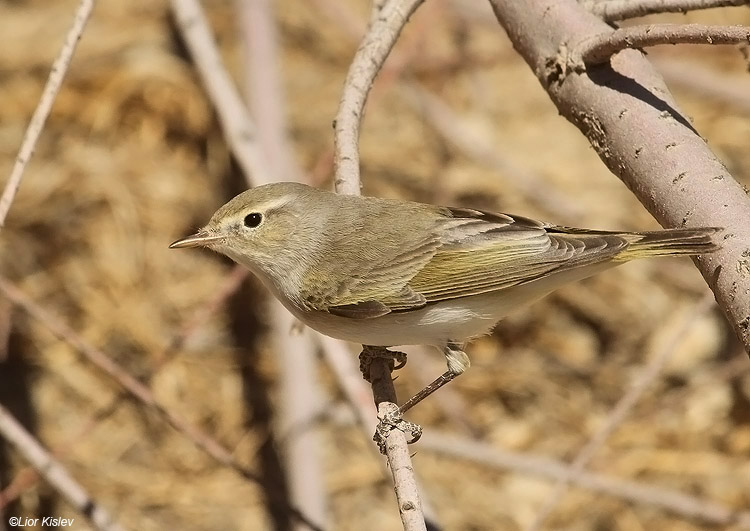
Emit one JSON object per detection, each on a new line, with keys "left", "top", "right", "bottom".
{"left": 368, "top": 358, "right": 427, "bottom": 531}
{"left": 0, "top": 276, "right": 323, "bottom": 531}
{"left": 420, "top": 431, "right": 750, "bottom": 527}
{"left": 172, "top": 1, "right": 436, "bottom": 527}
{"left": 0, "top": 395, "right": 123, "bottom": 508}
{"left": 584, "top": 0, "right": 750, "bottom": 22}
{"left": 573, "top": 24, "right": 750, "bottom": 66}
{"left": 315, "top": 0, "right": 581, "bottom": 221}
{"left": 235, "top": 1, "right": 328, "bottom": 528}
{"left": 315, "top": 337, "right": 442, "bottom": 528}
{"left": 170, "top": 0, "right": 272, "bottom": 184}
{"left": 333, "top": 0, "right": 425, "bottom": 195}
{"left": 527, "top": 294, "right": 715, "bottom": 530}
{"left": 0, "top": 0, "right": 95, "bottom": 228}
{"left": 0, "top": 404, "right": 124, "bottom": 531}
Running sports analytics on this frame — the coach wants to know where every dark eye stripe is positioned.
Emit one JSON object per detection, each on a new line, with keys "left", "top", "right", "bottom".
{"left": 244, "top": 213, "right": 262, "bottom": 228}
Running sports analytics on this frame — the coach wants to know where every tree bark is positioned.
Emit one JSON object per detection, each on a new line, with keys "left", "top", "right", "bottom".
{"left": 489, "top": 0, "right": 750, "bottom": 353}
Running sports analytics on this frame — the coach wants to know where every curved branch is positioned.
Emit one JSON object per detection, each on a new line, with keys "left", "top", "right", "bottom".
{"left": 332, "top": 1, "right": 430, "bottom": 527}
{"left": 489, "top": 0, "right": 750, "bottom": 353}
{"left": 573, "top": 24, "right": 750, "bottom": 66}
{"left": 584, "top": 0, "right": 750, "bottom": 22}
{"left": 333, "top": 0, "right": 425, "bottom": 195}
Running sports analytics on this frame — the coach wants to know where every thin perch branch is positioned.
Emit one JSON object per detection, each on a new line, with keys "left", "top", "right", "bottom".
{"left": 333, "top": 0, "right": 425, "bottom": 195}
{"left": 584, "top": 0, "right": 750, "bottom": 22}
{"left": 0, "top": 0, "right": 95, "bottom": 228}
{"left": 573, "top": 24, "right": 750, "bottom": 66}
{"left": 172, "top": 0, "right": 431, "bottom": 527}
{"left": 367, "top": 356, "right": 427, "bottom": 531}
{"left": 0, "top": 404, "right": 124, "bottom": 531}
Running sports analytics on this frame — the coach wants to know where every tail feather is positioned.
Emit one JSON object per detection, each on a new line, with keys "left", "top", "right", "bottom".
{"left": 616, "top": 227, "right": 722, "bottom": 261}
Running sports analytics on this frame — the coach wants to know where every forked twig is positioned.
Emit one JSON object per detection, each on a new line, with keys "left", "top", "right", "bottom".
{"left": 0, "top": 404, "right": 124, "bottom": 531}
{"left": 0, "top": 0, "right": 95, "bottom": 228}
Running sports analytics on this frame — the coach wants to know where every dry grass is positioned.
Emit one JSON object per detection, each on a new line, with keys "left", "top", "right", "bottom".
{"left": 1, "top": 0, "right": 749, "bottom": 530}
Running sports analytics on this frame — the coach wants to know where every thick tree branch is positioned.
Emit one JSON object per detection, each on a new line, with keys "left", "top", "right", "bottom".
{"left": 333, "top": 0, "right": 425, "bottom": 195}
{"left": 0, "top": 0, "right": 94, "bottom": 228}
{"left": 489, "top": 0, "right": 750, "bottom": 354}
{"left": 584, "top": 0, "right": 750, "bottom": 22}
{"left": 572, "top": 24, "right": 750, "bottom": 66}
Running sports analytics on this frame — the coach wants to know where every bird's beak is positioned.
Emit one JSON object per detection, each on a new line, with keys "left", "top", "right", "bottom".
{"left": 169, "top": 231, "right": 224, "bottom": 249}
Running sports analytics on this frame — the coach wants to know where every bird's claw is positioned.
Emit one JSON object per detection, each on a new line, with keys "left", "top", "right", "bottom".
{"left": 373, "top": 406, "right": 422, "bottom": 454}
{"left": 359, "top": 346, "right": 407, "bottom": 382}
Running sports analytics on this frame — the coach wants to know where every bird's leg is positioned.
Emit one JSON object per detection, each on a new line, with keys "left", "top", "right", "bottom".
{"left": 358, "top": 345, "right": 407, "bottom": 382}
{"left": 398, "top": 342, "right": 469, "bottom": 414}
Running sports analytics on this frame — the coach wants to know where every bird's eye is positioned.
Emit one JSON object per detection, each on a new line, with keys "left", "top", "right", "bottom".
{"left": 243, "top": 213, "right": 262, "bottom": 228}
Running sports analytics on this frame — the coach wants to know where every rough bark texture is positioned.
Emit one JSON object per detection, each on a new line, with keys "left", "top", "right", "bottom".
{"left": 489, "top": 0, "right": 750, "bottom": 353}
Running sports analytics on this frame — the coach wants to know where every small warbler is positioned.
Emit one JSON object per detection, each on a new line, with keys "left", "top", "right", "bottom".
{"left": 170, "top": 182, "right": 720, "bottom": 411}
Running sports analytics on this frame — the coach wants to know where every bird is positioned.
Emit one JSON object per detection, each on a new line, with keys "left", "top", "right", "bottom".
{"left": 170, "top": 181, "right": 721, "bottom": 413}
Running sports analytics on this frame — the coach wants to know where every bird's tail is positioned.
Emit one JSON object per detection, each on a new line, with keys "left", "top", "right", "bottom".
{"left": 616, "top": 227, "right": 722, "bottom": 261}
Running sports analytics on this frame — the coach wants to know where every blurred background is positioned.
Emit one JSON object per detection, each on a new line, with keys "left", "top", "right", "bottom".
{"left": 1, "top": 0, "right": 749, "bottom": 529}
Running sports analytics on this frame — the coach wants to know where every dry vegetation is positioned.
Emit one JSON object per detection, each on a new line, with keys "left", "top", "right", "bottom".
{"left": 1, "top": 0, "right": 749, "bottom": 530}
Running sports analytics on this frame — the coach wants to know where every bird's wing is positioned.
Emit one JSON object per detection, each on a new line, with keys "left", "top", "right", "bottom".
{"left": 408, "top": 207, "right": 629, "bottom": 302}
{"left": 324, "top": 236, "right": 439, "bottom": 318}
{"left": 326, "top": 206, "right": 630, "bottom": 318}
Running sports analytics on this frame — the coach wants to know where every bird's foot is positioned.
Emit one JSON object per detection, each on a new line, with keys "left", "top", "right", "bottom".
{"left": 358, "top": 346, "right": 407, "bottom": 383}
{"left": 373, "top": 402, "right": 422, "bottom": 454}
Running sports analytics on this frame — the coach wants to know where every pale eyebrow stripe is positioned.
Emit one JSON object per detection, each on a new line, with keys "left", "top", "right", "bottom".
{"left": 255, "top": 195, "right": 292, "bottom": 213}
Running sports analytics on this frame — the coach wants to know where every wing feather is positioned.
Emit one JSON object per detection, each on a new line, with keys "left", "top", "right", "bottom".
{"left": 325, "top": 204, "right": 631, "bottom": 317}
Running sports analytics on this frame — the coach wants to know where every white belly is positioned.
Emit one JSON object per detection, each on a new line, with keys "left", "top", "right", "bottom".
{"left": 295, "top": 282, "right": 552, "bottom": 347}
{"left": 262, "top": 262, "right": 617, "bottom": 347}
